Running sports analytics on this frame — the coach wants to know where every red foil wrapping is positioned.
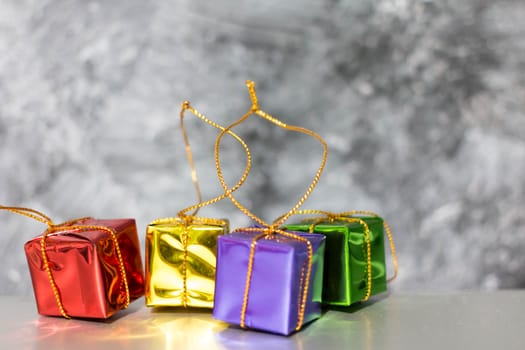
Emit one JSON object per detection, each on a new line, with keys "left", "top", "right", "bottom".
{"left": 24, "top": 218, "right": 144, "bottom": 319}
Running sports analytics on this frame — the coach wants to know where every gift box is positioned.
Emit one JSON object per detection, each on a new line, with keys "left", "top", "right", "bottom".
{"left": 284, "top": 216, "right": 387, "bottom": 306}
{"left": 212, "top": 230, "right": 325, "bottom": 335}
{"left": 24, "top": 218, "right": 145, "bottom": 319}
{"left": 145, "top": 217, "right": 229, "bottom": 308}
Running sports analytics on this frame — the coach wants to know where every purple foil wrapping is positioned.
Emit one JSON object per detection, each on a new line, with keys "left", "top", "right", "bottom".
{"left": 213, "top": 230, "right": 325, "bottom": 335}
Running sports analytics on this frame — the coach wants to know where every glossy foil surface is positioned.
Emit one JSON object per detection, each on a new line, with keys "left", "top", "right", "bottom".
{"left": 285, "top": 216, "right": 386, "bottom": 306}
{"left": 145, "top": 218, "right": 228, "bottom": 308}
{"left": 213, "top": 230, "right": 325, "bottom": 336}
{"left": 24, "top": 218, "right": 145, "bottom": 319}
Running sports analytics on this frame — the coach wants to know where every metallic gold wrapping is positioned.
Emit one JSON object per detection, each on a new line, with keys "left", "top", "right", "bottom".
{"left": 145, "top": 217, "right": 228, "bottom": 308}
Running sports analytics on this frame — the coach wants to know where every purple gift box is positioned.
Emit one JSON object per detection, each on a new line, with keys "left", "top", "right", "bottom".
{"left": 213, "top": 230, "right": 325, "bottom": 335}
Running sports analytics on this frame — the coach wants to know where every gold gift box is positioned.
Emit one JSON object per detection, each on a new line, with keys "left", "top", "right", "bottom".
{"left": 145, "top": 217, "right": 229, "bottom": 308}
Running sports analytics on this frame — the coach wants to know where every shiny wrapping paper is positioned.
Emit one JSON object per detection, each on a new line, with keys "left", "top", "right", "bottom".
{"left": 24, "top": 218, "right": 145, "bottom": 318}
{"left": 213, "top": 230, "right": 325, "bottom": 335}
{"left": 284, "top": 216, "right": 387, "bottom": 306}
{"left": 145, "top": 217, "right": 228, "bottom": 308}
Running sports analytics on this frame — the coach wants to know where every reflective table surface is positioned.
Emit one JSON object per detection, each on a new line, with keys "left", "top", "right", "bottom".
{"left": 1, "top": 291, "right": 524, "bottom": 349}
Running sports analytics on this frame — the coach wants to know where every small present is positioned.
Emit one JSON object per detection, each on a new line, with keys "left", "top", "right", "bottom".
{"left": 212, "top": 229, "right": 325, "bottom": 335}
{"left": 24, "top": 217, "right": 145, "bottom": 318}
{"left": 142, "top": 98, "right": 249, "bottom": 308}
{"left": 284, "top": 212, "right": 396, "bottom": 306}
{"left": 145, "top": 217, "right": 228, "bottom": 308}
{"left": 211, "top": 81, "right": 330, "bottom": 335}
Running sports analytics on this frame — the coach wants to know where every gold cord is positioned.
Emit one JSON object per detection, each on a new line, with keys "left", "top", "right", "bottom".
{"left": 177, "top": 102, "right": 252, "bottom": 219}
{"left": 173, "top": 101, "right": 252, "bottom": 307}
{"left": 181, "top": 217, "right": 190, "bottom": 308}
{"left": 213, "top": 81, "right": 328, "bottom": 331}
{"left": 0, "top": 206, "right": 55, "bottom": 226}
{"left": 180, "top": 101, "right": 203, "bottom": 217}
{"left": 0, "top": 206, "right": 130, "bottom": 318}
{"left": 214, "top": 81, "right": 328, "bottom": 228}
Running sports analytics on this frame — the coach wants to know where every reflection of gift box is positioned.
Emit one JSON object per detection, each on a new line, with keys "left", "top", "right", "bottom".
{"left": 284, "top": 216, "right": 386, "bottom": 306}
{"left": 213, "top": 230, "right": 325, "bottom": 335}
{"left": 145, "top": 217, "right": 228, "bottom": 308}
{"left": 24, "top": 218, "right": 145, "bottom": 318}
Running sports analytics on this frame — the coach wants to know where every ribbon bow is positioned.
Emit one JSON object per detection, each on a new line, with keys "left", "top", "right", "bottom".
{"left": 214, "top": 81, "right": 329, "bottom": 331}
{"left": 0, "top": 205, "right": 130, "bottom": 319}
{"left": 287, "top": 209, "right": 399, "bottom": 302}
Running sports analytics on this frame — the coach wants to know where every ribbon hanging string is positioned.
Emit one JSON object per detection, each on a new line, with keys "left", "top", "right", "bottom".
{"left": 169, "top": 101, "right": 252, "bottom": 307}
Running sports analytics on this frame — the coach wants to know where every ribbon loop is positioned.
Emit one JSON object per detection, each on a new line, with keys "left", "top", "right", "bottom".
{"left": 0, "top": 205, "right": 55, "bottom": 227}
{"left": 215, "top": 81, "right": 328, "bottom": 228}
{"left": 171, "top": 100, "right": 252, "bottom": 307}
{"left": 177, "top": 101, "right": 252, "bottom": 219}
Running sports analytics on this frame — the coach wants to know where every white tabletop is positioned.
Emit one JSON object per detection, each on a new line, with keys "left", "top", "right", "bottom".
{"left": 1, "top": 291, "right": 524, "bottom": 349}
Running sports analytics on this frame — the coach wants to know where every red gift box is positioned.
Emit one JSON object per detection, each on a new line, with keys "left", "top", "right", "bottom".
{"left": 24, "top": 218, "right": 144, "bottom": 319}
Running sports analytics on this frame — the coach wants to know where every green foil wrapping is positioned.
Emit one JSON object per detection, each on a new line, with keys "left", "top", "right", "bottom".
{"left": 284, "top": 216, "right": 386, "bottom": 306}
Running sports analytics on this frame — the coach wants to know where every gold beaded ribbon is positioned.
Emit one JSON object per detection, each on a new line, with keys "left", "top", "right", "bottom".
{"left": 282, "top": 209, "right": 399, "bottom": 301}
{"left": 214, "top": 81, "right": 328, "bottom": 331}
{"left": 0, "top": 205, "right": 130, "bottom": 319}
{"left": 165, "top": 101, "right": 252, "bottom": 307}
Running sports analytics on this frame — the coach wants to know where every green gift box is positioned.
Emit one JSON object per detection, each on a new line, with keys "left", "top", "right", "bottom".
{"left": 284, "top": 215, "right": 390, "bottom": 306}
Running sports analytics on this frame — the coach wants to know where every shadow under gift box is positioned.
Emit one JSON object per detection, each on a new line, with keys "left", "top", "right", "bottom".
{"left": 213, "top": 230, "right": 325, "bottom": 336}
{"left": 24, "top": 218, "right": 145, "bottom": 319}
{"left": 145, "top": 217, "right": 229, "bottom": 308}
{"left": 284, "top": 216, "right": 387, "bottom": 306}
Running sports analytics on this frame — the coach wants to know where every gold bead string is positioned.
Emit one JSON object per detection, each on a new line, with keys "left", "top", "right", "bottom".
{"left": 177, "top": 102, "right": 252, "bottom": 219}
{"left": 174, "top": 102, "right": 253, "bottom": 307}
{"left": 0, "top": 205, "right": 55, "bottom": 226}
{"left": 214, "top": 81, "right": 328, "bottom": 229}
{"left": 180, "top": 101, "right": 203, "bottom": 218}
{"left": 38, "top": 228, "right": 70, "bottom": 318}
{"left": 213, "top": 81, "right": 328, "bottom": 331}
{"left": 181, "top": 216, "right": 191, "bottom": 308}
{"left": 0, "top": 206, "right": 130, "bottom": 318}
{"left": 149, "top": 216, "right": 227, "bottom": 227}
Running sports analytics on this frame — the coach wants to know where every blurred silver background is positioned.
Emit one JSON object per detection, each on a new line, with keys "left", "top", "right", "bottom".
{"left": 1, "top": 0, "right": 524, "bottom": 296}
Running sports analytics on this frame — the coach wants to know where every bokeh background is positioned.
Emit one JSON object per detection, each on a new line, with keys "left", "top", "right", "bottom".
{"left": 1, "top": 0, "right": 524, "bottom": 296}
